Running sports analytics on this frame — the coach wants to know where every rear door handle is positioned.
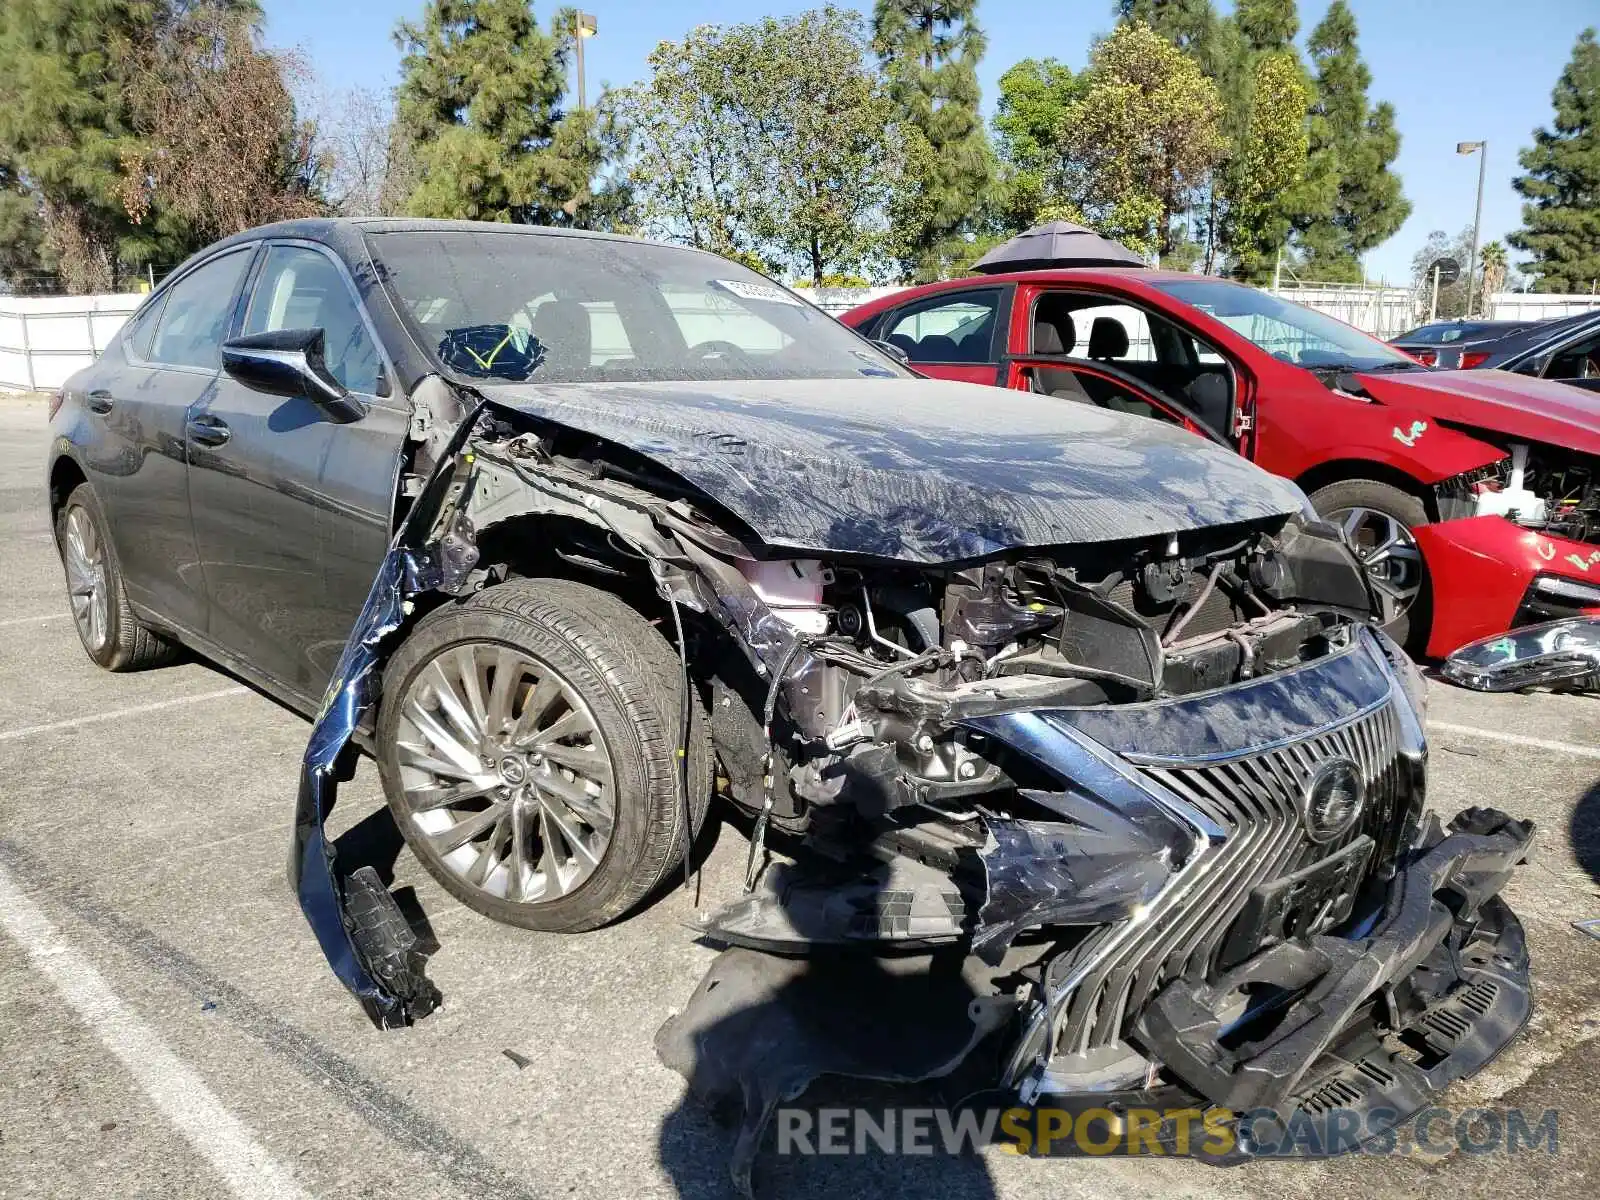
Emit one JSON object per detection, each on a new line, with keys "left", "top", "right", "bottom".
{"left": 86, "top": 389, "right": 114, "bottom": 414}
{"left": 186, "top": 414, "right": 231, "bottom": 447}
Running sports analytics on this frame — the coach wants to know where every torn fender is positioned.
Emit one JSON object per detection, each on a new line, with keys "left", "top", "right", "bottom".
{"left": 289, "top": 398, "right": 485, "bottom": 1027}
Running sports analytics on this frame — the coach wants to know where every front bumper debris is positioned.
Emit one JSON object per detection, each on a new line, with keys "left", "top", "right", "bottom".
{"left": 1007, "top": 806, "right": 1533, "bottom": 1161}
{"left": 1134, "top": 806, "right": 1532, "bottom": 1115}
{"left": 1442, "top": 616, "right": 1600, "bottom": 694}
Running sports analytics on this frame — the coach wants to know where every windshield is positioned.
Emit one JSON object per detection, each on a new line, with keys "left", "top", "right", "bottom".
{"left": 367, "top": 229, "right": 904, "bottom": 384}
{"left": 1150, "top": 278, "right": 1416, "bottom": 371}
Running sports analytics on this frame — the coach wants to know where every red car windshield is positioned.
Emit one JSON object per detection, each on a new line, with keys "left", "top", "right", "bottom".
{"left": 1150, "top": 278, "right": 1419, "bottom": 372}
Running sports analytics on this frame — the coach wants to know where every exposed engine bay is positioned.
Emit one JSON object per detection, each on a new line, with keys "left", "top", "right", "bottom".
{"left": 1443, "top": 437, "right": 1599, "bottom": 545}
{"left": 291, "top": 396, "right": 1534, "bottom": 1193}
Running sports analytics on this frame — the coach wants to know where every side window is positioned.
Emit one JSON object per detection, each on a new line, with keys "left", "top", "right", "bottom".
{"left": 149, "top": 250, "right": 252, "bottom": 369}
{"left": 244, "top": 245, "right": 384, "bottom": 394}
{"left": 1545, "top": 330, "right": 1600, "bottom": 380}
{"left": 1030, "top": 295, "right": 1155, "bottom": 364}
{"left": 884, "top": 290, "right": 1002, "bottom": 364}
{"left": 119, "top": 294, "right": 168, "bottom": 361}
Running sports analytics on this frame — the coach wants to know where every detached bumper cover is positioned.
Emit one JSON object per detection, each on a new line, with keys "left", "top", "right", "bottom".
{"left": 289, "top": 401, "right": 485, "bottom": 1028}
{"left": 1134, "top": 806, "right": 1533, "bottom": 1116}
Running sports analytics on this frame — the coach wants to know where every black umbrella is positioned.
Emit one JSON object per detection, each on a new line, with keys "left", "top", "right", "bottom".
{"left": 971, "top": 221, "right": 1146, "bottom": 273}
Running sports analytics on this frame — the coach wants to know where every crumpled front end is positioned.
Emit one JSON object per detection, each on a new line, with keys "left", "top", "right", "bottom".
{"left": 286, "top": 398, "right": 1534, "bottom": 1192}
{"left": 970, "top": 633, "right": 1534, "bottom": 1152}
{"left": 668, "top": 625, "right": 1532, "bottom": 1184}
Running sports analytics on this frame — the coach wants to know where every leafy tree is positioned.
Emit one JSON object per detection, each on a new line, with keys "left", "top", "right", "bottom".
{"left": 1293, "top": 1, "right": 1409, "bottom": 280}
{"left": 1219, "top": 50, "right": 1310, "bottom": 281}
{"left": 0, "top": 0, "right": 246, "bottom": 291}
{"left": 873, "top": 0, "right": 993, "bottom": 280}
{"left": 1509, "top": 28, "right": 1600, "bottom": 292}
{"left": 615, "top": 8, "right": 902, "bottom": 284}
{"left": 1164, "top": 0, "right": 1311, "bottom": 280}
{"left": 1057, "top": 22, "right": 1225, "bottom": 258}
{"left": 1411, "top": 226, "right": 1475, "bottom": 319}
{"left": 120, "top": 3, "right": 324, "bottom": 244}
{"left": 990, "top": 58, "right": 1079, "bottom": 230}
{"left": 394, "top": 0, "right": 611, "bottom": 227}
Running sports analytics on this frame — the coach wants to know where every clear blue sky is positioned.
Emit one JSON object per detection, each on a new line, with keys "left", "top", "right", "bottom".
{"left": 264, "top": 0, "right": 1598, "bottom": 284}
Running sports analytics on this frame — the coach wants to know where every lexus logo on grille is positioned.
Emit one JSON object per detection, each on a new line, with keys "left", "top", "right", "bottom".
{"left": 1301, "top": 757, "right": 1365, "bottom": 843}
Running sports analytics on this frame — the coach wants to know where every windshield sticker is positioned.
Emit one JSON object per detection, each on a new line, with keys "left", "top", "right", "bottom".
{"left": 1392, "top": 419, "right": 1427, "bottom": 448}
{"left": 711, "top": 278, "right": 804, "bottom": 306}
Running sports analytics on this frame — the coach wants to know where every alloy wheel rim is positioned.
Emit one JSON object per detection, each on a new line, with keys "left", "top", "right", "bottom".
{"left": 394, "top": 644, "right": 617, "bottom": 904}
{"left": 62, "top": 506, "right": 109, "bottom": 652}
{"left": 1328, "top": 505, "right": 1423, "bottom": 627}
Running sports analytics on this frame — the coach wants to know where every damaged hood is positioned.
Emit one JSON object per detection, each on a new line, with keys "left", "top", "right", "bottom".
{"left": 482, "top": 378, "right": 1306, "bottom": 563}
{"left": 1354, "top": 369, "right": 1600, "bottom": 455}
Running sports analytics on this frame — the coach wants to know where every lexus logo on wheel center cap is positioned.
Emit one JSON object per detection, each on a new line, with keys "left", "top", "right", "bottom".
{"left": 499, "top": 756, "right": 528, "bottom": 785}
{"left": 1301, "top": 757, "right": 1365, "bottom": 843}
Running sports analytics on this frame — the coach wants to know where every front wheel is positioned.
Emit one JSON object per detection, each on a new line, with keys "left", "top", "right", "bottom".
{"left": 375, "top": 577, "right": 712, "bottom": 933}
{"left": 1307, "top": 479, "right": 1431, "bottom": 652}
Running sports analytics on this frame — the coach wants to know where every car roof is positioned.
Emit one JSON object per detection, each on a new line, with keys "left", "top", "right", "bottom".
{"left": 203, "top": 216, "right": 655, "bottom": 257}
{"left": 1479, "top": 306, "right": 1600, "bottom": 364}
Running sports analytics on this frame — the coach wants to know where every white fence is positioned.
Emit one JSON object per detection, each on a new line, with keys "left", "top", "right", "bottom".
{"left": 1486, "top": 292, "right": 1600, "bottom": 323}
{"left": 0, "top": 294, "right": 143, "bottom": 392}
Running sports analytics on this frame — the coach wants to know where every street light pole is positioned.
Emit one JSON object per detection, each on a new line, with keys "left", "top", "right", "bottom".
{"left": 573, "top": 11, "right": 598, "bottom": 111}
{"left": 1457, "top": 140, "right": 1487, "bottom": 317}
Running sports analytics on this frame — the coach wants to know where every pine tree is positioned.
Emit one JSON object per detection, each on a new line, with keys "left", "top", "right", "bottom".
{"left": 1115, "top": 0, "right": 1228, "bottom": 75}
{"left": 1294, "top": 1, "right": 1409, "bottom": 280}
{"left": 0, "top": 0, "right": 241, "bottom": 291}
{"left": 874, "top": 0, "right": 993, "bottom": 281}
{"left": 1233, "top": 0, "right": 1297, "bottom": 54}
{"left": 1509, "top": 28, "right": 1600, "bottom": 293}
{"left": 394, "top": 0, "right": 607, "bottom": 226}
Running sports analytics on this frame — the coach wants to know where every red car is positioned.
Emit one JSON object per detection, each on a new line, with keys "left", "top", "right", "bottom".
{"left": 842, "top": 270, "right": 1600, "bottom": 656}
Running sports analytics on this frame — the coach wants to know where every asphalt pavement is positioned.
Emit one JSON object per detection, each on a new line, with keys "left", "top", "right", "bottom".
{"left": 2, "top": 393, "right": 1598, "bottom": 1200}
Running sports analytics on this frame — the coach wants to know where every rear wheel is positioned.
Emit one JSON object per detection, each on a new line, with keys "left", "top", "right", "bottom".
{"left": 1308, "top": 478, "right": 1431, "bottom": 651}
{"left": 56, "top": 484, "right": 179, "bottom": 671}
{"left": 376, "top": 577, "right": 711, "bottom": 932}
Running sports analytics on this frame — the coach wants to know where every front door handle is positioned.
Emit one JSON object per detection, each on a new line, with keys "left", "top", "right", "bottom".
{"left": 86, "top": 389, "right": 114, "bottom": 414}
{"left": 186, "top": 414, "right": 231, "bottom": 447}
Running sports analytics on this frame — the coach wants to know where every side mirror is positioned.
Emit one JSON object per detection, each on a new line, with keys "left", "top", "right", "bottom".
{"left": 221, "top": 329, "right": 366, "bottom": 422}
{"left": 872, "top": 338, "right": 911, "bottom": 365}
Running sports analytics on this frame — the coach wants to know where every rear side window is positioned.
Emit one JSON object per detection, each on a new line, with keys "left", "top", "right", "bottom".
{"left": 119, "top": 295, "right": 167, "bottom": 361}
{"left": 883, "top": 290, "right": 1003, "bottom": 364}
{"left": 149, "top": 249, "right": 252, "bottom": 370}
{"left": 244, "top": 245, "right": 384, "bottom": 394}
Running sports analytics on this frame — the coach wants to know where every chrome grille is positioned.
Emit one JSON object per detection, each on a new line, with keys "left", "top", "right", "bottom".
{"left": 1053, "top": 700, "right": 1414, "bottom": 1055}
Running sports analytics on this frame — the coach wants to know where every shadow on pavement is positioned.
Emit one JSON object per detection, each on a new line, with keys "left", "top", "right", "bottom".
{"left": 1568, "top": 778, "right": 1600, "bottom": 890}
{"left": 653, "top": 836, "right": 1004, "bottom": 1199}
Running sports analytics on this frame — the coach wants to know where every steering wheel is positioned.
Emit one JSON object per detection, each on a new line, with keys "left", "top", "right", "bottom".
{"left": 688, "top": 339, "right": 756, "bottom": 366}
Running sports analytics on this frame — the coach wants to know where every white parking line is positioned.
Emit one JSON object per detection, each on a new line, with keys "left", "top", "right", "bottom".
{"left": 0, "top": 612, "right": 70, "bottom": 628}
{"left": 1430, "top": 720, "right": 1600, "bottom": 761}
{"left": 0, "top": 865, "right": 312, "bottom": 1200}
{"left": 0, "top": 687, "right": 248, "bottom": 743}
